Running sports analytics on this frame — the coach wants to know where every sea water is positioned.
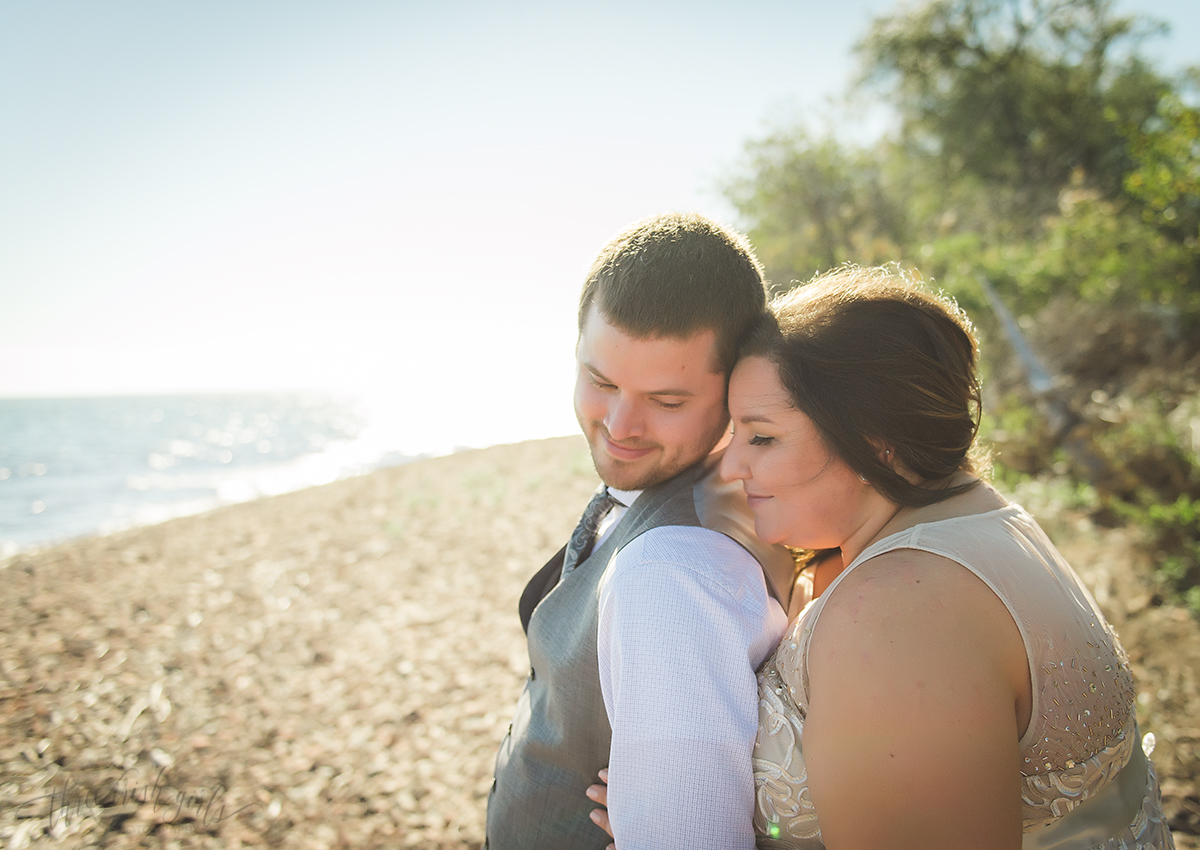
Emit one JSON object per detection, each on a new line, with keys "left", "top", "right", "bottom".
{"left": 0, "top": 394, "right": 418, "bottom": 556}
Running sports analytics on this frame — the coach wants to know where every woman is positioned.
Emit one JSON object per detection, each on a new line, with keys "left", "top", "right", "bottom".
{"left": 591, "top": 265, "right": 1174, "bottom": 848}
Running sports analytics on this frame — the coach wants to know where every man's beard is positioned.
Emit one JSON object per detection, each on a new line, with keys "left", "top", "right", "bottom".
{"left": 583, "top": 421, "right": 725, "bottom": 492}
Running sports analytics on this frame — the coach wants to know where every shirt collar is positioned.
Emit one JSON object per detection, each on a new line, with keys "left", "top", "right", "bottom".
{"left": 607, "top": 486, "right": 640, "bottom": 509}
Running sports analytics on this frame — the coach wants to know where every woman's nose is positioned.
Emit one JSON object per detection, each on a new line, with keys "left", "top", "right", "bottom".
{"left": 719, "top": 440, "right": 747, "bottom": 482}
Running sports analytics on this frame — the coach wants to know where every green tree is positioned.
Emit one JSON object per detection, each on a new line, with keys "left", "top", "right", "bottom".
{"left": 857, "top": 0, "right": 1169, "bottom": 228}
{"left": 724, "top": 127, "right": 909, "bottom": 289}
{"left": 1123, "top": 92, "right": 1200, "bottom": 256}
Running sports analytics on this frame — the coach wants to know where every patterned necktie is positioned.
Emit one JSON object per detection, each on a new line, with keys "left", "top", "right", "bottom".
{"left": 561, "top": 487, "right": 621, "bottom": 576}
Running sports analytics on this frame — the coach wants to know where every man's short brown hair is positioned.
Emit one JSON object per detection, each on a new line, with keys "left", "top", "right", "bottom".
{"left": 578, "top": 212, "right": 768, "bottom": 374}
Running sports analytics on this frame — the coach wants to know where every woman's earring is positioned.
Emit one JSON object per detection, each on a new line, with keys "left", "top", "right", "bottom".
{"left": 859, "top": 473, "right": 869, "bottom": 483}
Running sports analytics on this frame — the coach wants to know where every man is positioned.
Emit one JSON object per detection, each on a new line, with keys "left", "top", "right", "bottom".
{"left": 486, "top": 212, "right": 794, "bottom": 849}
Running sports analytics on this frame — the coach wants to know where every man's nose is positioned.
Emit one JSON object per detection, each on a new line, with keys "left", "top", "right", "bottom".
{"left": 605, "top": 395, "right": 643, "bottom": 440}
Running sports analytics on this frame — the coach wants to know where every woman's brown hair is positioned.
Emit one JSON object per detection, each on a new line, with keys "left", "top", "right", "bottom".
{"left": 743, "top": 265, "right": 987, "bottom": 508}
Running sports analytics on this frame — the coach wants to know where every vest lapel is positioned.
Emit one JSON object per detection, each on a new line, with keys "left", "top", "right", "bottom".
{"left": 519, "top": 544, "right": 566, "bottom": 634}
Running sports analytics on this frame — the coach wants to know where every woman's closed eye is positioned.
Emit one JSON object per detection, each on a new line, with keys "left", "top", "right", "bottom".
{"left": 748, "top": 434, "right": 774, "bottom": 446}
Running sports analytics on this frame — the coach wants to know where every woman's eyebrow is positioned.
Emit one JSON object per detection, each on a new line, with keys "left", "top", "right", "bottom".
{"left": 736, "top": 412, "right": 775, "bottom": 424}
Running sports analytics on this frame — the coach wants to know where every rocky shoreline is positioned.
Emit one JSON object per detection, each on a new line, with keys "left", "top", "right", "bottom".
{"left": 1, "top": 436, "right": 1196, "bottom": 848}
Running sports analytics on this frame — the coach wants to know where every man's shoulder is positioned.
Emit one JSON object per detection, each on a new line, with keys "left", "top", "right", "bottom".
{"left": 622, "top": 524, "right": 755, "bottom": 562}
{"left": 609, "top": 453, "right": 790, "bottom": 589}
{"left": 623, "top": 452, "right": 731, "bottom": 527}
{"left": 627, "top": 463, "right": 708, "bottom": 528}
{"left": 606, "top": 525, "right": 767, "bottom": 605}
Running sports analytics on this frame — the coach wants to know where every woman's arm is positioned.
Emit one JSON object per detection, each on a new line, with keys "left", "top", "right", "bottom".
{"left": 803, "top": 549, "right": 1030, "bottom": 850}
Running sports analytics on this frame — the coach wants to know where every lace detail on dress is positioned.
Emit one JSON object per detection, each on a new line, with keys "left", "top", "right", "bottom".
{"left": 1021, "top": 618, "right": 1137, "bottom": 778}
{"left": 1112, "top": 755, "right": 1175, "bottom": 850}
{"left": 752, "top": 662, "right": 822, "bottom": 849}
{"left": 1021, "top": 724, "right": 1176, "bottom": 847}
{"left": 1022, "top": 719, "right": 1135, "bottom": 830}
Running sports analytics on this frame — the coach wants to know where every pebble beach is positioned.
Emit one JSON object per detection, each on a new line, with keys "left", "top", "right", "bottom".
{"left": 2, "top": 436, "right": 1198, "bottom": 848}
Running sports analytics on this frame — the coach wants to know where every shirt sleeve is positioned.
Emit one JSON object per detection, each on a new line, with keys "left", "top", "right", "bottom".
{"left": 596, "top": 526, "right": 787, "bottom": 850}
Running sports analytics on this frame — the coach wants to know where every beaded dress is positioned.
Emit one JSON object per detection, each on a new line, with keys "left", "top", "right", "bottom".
{"left": 752, "top": 503, "right": 1175, "bottom": 849}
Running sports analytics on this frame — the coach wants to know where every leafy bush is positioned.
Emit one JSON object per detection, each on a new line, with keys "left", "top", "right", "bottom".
{"left": 1085, "top": 399, "right": 1200, "bottom": 611}
{"left": 1119, "top": 495, "right": 1200, "bottom": 615}
{"left": 724, "top": 0, "right": 1200, "bottom": 614}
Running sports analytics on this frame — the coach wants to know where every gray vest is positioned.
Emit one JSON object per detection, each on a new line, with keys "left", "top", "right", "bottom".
{"left": 485, "top": 451, "right": 793, "bottom": 850}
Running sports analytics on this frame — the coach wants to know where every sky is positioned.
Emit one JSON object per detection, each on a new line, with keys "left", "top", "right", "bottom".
{"left": 2, "top": 1, "right": 1198, "bottom": 454}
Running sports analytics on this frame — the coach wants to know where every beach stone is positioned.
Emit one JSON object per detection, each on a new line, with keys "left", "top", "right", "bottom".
{"left": 1, "top": 436, "right": 1197, "bottom": 848}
